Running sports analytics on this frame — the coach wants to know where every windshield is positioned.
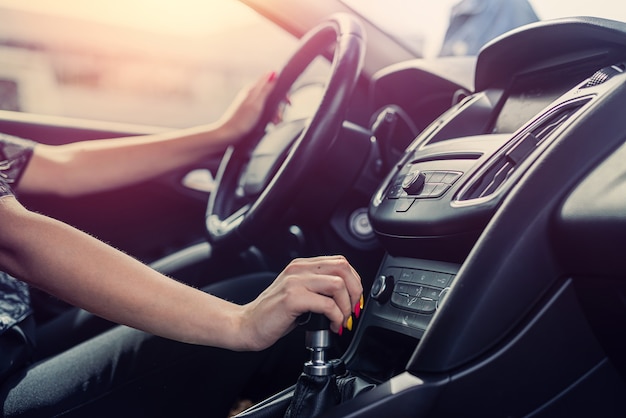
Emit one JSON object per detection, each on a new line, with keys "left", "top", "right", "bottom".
{"left": 341, "top": 0, "right": 626, "bottom": 58}
{"left": 0, "top": 0, "right": 301, "bottom": 128}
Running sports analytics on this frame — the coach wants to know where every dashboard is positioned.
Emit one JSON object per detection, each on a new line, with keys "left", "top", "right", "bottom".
{"left": 342, "top": 16, "right": 626, "bottom": 387}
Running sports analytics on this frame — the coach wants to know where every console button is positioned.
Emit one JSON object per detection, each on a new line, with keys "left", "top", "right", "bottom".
{"left": 394, "top": 281, "right": 415, "bottom": 295}
{"left": 430, "top": 183, "right": 450, "bottom": 197}
{"left": 428, "top": 171, "right": 446, "bottom": 183}
{"left": 399, "top": 269, "right": 413, "bottom": 280}
{"left": 391, "top": 169, "right": 464, "bottom": 201}
{"left": 432, "top": 272, "right": 453, "bottom": 287}
{"left": 394, "top": 198, "right": 415, "bottom": 212}
{"left": 388, "top": 268, "right": 455, "bottom": 317}
{"left": 413, "top": 269, "right": 432, "bottom": 285}
{"left": 419, "top": 183, "right": 437, "bottom": 197}
{"left": 398, "top": 311, "right": 421, "bottom": 328}
{"left": 391, "top": 291, "right": 409, "bottom": 308}
{"left": 442, "top": 171, "right": 462, "bottom": 184}
{"left": 415, "top": 299, "right": 437, "bottom": 313}
{"left": 420, "top": 286, "right": 441, "bottom": 300}
{"left": 387, "top": 184, "right": 404, "bottom": 198}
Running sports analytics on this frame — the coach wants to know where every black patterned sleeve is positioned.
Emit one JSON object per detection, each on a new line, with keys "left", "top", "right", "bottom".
{"left": 0, "top": 133, "right": 36, "bottom": 197}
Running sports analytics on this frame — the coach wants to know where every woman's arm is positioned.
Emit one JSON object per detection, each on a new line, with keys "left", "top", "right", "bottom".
{"left": 0, "top": 195, "right": 362, "bottom": 351}
{"left": 18, "top": 72, "right": 277, "bottom": 197}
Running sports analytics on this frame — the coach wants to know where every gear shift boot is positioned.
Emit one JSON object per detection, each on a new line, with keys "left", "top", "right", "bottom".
{"left": 234, "top": 314, "right": 375, "bottom": 418}
{"left": 284, "top": 373, "right": 340, "bottom": 418}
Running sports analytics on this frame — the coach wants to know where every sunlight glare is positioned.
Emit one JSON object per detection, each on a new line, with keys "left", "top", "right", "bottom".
{"left": 0, "top": 0, "right": 256, "bottom": 36}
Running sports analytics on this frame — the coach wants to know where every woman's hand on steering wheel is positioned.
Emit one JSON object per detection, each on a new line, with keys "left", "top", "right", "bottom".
{"left": 206, "top": 13, "right": 365, "bottom": 250}
{"left": 215, "top": 71, "right": 279, "bottom": 144}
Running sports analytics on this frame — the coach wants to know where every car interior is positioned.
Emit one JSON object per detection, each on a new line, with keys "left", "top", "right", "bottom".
{"left": 2, "top": 0, "right": 626, "bottom": 416}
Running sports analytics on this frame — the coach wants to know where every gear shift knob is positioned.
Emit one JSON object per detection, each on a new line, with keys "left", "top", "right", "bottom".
{"left": 300, "top": 312, "right": 331, "bottom": 331}
{"left": 303, "top": 313, "right": 331, "bottom": 349}
{"left": 299, "top": 313, "right": 334, "bottom": 376}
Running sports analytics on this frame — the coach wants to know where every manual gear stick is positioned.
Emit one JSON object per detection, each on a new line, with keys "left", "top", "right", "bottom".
{"left": 301, "top": 313, "right": 335, "bottom": 377}
{"left": 235, "top": 312, "right": 375, "bottom": 418}
{"left": 284, "top": 313, "right": 344, "bottom": 418}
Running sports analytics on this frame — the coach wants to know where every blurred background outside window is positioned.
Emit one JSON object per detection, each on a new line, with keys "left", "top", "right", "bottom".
{"left": 0, "top": 0, "right": 297, "bottom": 128}
{"left": 2, "top": 0, "right": 625, "bottom": 128}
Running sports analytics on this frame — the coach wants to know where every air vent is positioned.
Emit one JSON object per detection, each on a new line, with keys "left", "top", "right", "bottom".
{"left": 582, "top": 64, "right": 625, "bottom": 88}
{"left": 457, "top": 100, "right": 589, "bottom": 202}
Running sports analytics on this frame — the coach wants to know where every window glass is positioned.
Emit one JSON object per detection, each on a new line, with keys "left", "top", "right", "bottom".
{"left": 342, "top": 0, "right": 626, "bottom": 58}
{"left": 0, "top": 0, "right": 302, "bottom": 128}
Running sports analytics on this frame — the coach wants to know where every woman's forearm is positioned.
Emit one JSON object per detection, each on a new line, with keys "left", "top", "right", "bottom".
{"left": 18, "top": 71, "right": 276, "bottom": 197}
{"left": 0, "top": 197, "right": 363, "bottom": 351}
{"left": 0, "top": 196, "right": 247, "bottom": 349}
{"left": 21, "top": 123, "right": 231, "bottom": 196}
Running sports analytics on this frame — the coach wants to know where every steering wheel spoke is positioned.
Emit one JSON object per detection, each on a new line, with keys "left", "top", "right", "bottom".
{"left": 238, "top": 118, "right": 307, "bottom": 196}
{"left": 207, "top": 203, "right": 251, "bottom": 237}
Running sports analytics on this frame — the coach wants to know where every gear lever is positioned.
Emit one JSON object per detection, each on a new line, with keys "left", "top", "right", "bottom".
{"left": 284, "top": 313, "right": 343, "bottom": 418}
{"left": 299, "top": 313, "right": 335, "bottom": 376}
{"left": 235, "top": 313, "right": 373, "bottom": 417}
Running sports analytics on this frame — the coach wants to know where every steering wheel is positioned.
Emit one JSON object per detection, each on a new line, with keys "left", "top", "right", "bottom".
{"left": 206, "top": 13, "right": 365, "bottom": 250}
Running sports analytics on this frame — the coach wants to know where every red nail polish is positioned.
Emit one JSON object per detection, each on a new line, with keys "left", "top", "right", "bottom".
{"left": 354, "top": 301, "right": 361, "bottom": 318}
{"left": 268, "top": 71, "right": 277, "bottom": 82}
{"left": 338, "top": 325, "right": 343, "bottom": 336}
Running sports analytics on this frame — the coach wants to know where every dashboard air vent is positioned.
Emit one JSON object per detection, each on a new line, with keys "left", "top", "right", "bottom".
{"left": 457, "top": 101, "right": 588, "bottom": 201}
{"left": 582, "top": 64, "right": 624, "bottom": 88}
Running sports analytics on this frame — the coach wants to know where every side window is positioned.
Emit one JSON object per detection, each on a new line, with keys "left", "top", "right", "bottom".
{"left": 0, "top": 1, "right": 310, "bottom": 128}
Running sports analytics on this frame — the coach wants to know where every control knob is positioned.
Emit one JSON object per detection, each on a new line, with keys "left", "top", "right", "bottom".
{"left": 370, "top": 274, "right": 394, "bottom": 303}
{"left": 402, "top": 169, "right": 426, "bottom": 195}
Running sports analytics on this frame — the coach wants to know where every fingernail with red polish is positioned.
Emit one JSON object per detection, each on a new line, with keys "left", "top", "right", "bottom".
{"left": 268, "top": 71, "right": 277, "bottom": 82}
{"left": 338, "top": 325, "right": 343, "bottom": 336}
{"left": 355, "top": 295, "right": 364, "bottom": 318}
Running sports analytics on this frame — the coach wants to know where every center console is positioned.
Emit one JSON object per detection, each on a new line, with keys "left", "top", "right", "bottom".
{"left": 339, "top": 255, "right": 459, "bottom": 384}
{"left": 236, "top": 17, "right": 626, "bottom": 418}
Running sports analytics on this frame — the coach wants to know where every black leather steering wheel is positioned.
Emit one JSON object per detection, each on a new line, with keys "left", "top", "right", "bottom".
{"left": 206, "top": 13, "right": 365, "bottom": 249}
